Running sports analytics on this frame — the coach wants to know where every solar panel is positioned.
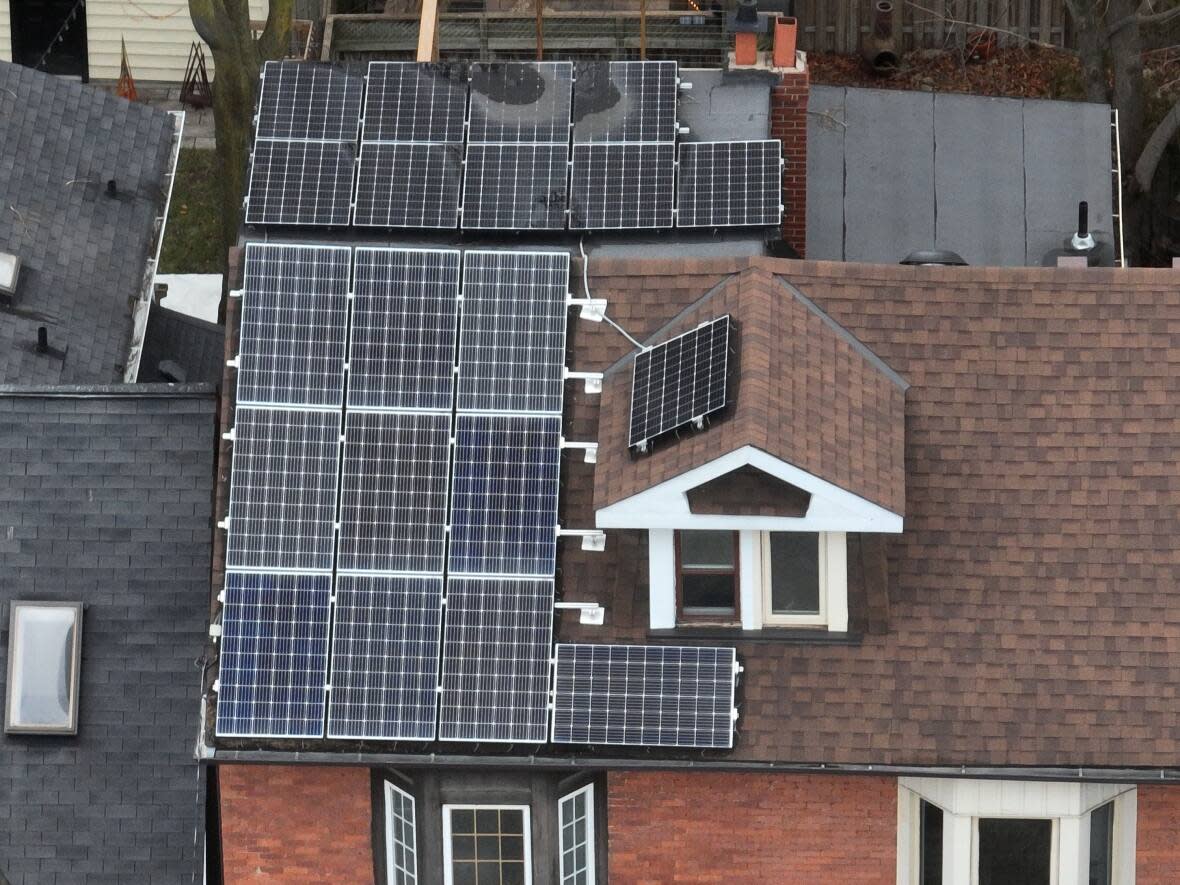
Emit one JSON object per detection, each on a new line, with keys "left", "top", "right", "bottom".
{"left": 225, "top": 407, "right": 342, "bottom": 572}
{"left": 337, "top": 411, "right": 452, "bottom": 574}
{"left": 362, "top": 62, "right": 468, "bottom": 144}
{"left": 629, "top": 316, "right": 732, "bottom": 449}
{"left": 215, "top": 571, "right": 331, "bottom": 739}
{"left": 326, "top": 574, "right": 444, "bottom": 740}
{"left": 460, "top": 143, "right": 569, "bottom": 230}
{"left": 245, "top": 140, "right": 357, "bottom": 227}
{"left": 456, "top": 250, "right": 569, "bottom": 414}
{"left": 348, "top": 247, "right": 460, "bottom": 411}
{"left": 448, "top": 415, "right": 561, "bottom": 578}
{"left": 550, "top": 644, "right": 739, "bottom": 748}
{"left": 677, "top": 140, "right": 784, "bottom": 228}
{"left": 256, "top": 61, "right": 364, "bottom": 141}
{"left": 468, "top": 62, "right": 573, "bottom": 144}
{"left": 569, "top": 143, "right": 674, "bottom": 230}
{"left": 238, "top": 244, "right": 351, "bottom": 408}
{"left": 437, "top": 577, "right": 554, "bottom": 742}
{"left": 354, "top": 142, "right": 463, "bottom": 228}
{"left": 572, "top": 61, "right": 678, "bottom": 143}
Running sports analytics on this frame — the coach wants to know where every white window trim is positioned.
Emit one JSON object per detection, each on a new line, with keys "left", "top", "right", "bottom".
{"left": 757, "top": 531, "right": 847, "bottom": 630}
{"left": 442, "top": 804, "right": 532, "bottom": 885}
{"left": 384, "top": 782, "right": 417, "bottom": 885}
{"left": 559, "top": 784, "right": 596, "bottom": 885}
{"left": 896, "top": 777, "right": 1136, "bottom": 885}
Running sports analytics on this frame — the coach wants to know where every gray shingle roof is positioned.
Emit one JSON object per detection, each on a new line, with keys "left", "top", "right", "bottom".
{"left": 0, "top": 385, "right": 216, "bottom": 884}
{"left": 139, "top": 306, "right": 225, "bottom": 386}
{"left": 0, "top": 62, "right": 177, "bottom": 385}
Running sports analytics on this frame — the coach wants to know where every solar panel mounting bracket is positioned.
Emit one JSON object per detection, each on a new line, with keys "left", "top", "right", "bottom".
{"left": 567, "top": 296, "right": 607, "bottom": 323}
{"left": 221, "top": 428, "right": 234, "bottom": 441}
{"left": 557, "top": 527, "right": 606, "bottom": 551}
{"left": 554, "top": 601, "right": 605, "bottom": 625}
{"left": 679, "top": 80, "right": 692, "bottom": 91}
{"left": 229, "top": 289, "right": 243, "bottom": 299}
{"left": 208, "top": 623, "right": 222, "bottom": 639}
{"left": 678, "top": 125, "right": 690, "bottom": 135}
{"left": 216, "top": 517, "right": 229, "bottom": 530}
{"left": 563, "top": 369, "right": 603, "bottom": 394}
{"left": 560, "top": 438, "right": 599, "bottom": 463}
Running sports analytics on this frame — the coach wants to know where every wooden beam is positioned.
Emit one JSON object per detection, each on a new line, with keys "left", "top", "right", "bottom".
{"left": 535, "top": 0, "right": 544, "bottom": 59}
{"left": 640, "top": 0, "right": 647, "bottom": 59}
{"left": 417, "top": 0, "right": 441, "bottom": 61}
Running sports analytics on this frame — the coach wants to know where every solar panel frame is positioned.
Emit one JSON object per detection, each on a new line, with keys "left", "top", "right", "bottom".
{"left": 361, "top": 61, "right": 469, "bottom": 144}
{"left": 550, "top": 644, "right": 739, "bottom": 749}
{"left": 336, "top": 411, "right": 452, "bottom": 575}
{"left": 448, "top": 414, "right": 561, "bottom": 578}
{"left": 215, "top": 571, "right": 332, "bottom": 739}
{"left": 237, "top": 243, "right": 351, "bottom": 409}
{"left": 326, "top": 574, "right": 444, "bottom": 741}
{"left": 629, "top": 316, "right": 732, "bottom": 449}
{"left": 224, "top": 407, "right": 343, "bottom": 573}
{"left": 456, "top": 250, "right": 570, "bottom": 415}
{"left": 437, "top": 577, "right": 555, "bottom": 743}
{"left": 572, "top": 60, "right": 679, "bottom": 144}
{"left": 467, "top": 61, "right": 573, "bottom": 144}
{"left": 353, "top": 142, "right": 463, "bottom": 229}
{"left": 255, "top": 61, "right": 364, "bottom": 142}
{"left": 348, "top": 247, "right": 460, "bottom": 412}
{"left": 676, "top": 140, "right": 785, "bottom": 228}
{"left": 568, "top": 143, "right": 675, "bottom": 230}
{"left": 459, "top": 143, "right": 570, "bottom": 231}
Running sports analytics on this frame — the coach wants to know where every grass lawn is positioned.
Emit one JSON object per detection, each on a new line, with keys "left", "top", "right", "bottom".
{"left": 158, "top": 148, "right": 223, "bottom": 275}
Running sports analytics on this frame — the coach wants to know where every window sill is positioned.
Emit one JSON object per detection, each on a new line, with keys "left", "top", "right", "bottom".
{"left": 649, "top": 627, "right": 861, "bottom": 645}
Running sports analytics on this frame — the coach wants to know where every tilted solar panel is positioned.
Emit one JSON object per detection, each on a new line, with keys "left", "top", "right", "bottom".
{"left": 215, "top": 571, "right": 332, "bottom": 739}
{"left": 256, "top": 61, "right": 364, "bottom": 141}
{"left": 572, "top": 60, "right": 678, "bottom": 144}
{"left": 337, "top": 411, "right": 452, "bottom": 574}
{"left": 348, "top": 247, "right": 460, "bottom": 411}
{"left": 467, "top": 61, "right": 573, "bottom": 144}
{"left": 677, "top": 140, "right": 784, "bottom": 228}
{"left": 551, "top": 644, "right": 739, "bottom": 748}
{"left": 354, "top": 142, "right": 463, "bottom": 229}
{"left": 245, "top": 139, "right": 357, "bottom": 227}
{"left": 238, "top": 243, "right": 351, "bottom": 408}
{"left": 460, "top": 143, "right": 569, "bottom": 231}
{"left": 456, "top": 250, "right": 569, "bottom": 415}
{"left": 362, "top": 62, "right": 468, "bottom": 144}
{"left": 569, "top": 142, "right": 675, "bottom": 230}
{"left": 326, "top": 574, "right": 444, "bottom": 741}
{"left": 629, "top": 316, "right": 732, "bottom": 449}
{"left": 437, "top": 577, "right": 554, "bottom": 743}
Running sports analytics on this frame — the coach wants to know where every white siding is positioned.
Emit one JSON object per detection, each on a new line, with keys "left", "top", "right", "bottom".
{"left": 86, "top": 0, "right": 269, "bottom": 83}
{"left": 0, "top": 0, "right": 12, "bottom": 63}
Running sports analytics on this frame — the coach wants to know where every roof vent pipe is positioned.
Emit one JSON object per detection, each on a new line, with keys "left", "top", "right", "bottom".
{"left": 106, "top": 179, "right": 118, "bottom": 198}
{"left": 1071, "top": 201, "right": 1096, "bottom": 251}
{"left": 36, "top": 327, "right": 48, "bottom": 354}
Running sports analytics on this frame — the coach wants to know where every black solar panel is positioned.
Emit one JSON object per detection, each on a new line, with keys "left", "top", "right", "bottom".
{"left": 468, "top": 62, "right": 573, "bottom": 144}
{"left": 326, "top": 574, "right": 444, "bottom": 741}
{"left": 448, "top": 415, "right": 561, "bottom": 578}
{"left": 362, "top": 61, "right": 468, "bottom": 144}
{"left": 629, "top": 316, "right": 732, "bottom": 449}
{"left": 337, "top": 411, "right": 452, "bottom": 574}
{"left": 460, "top": 143, "right": 569, "bottom": 230}
{"left": 238, "top": 244, "right": 351, "bottom": 408}
{"left": 215, "top": 571, "right": 332, "bottom": 739}
{"left": 348, "top": 247, "right": 460, "bottom": 411}
{"left": 677, "top": 140, "right": 784, "bottom": 228}
{"left": 256, "top": 61, "right": 364, "bottom": 141}
{"left": 456, "top": 250, "right": 569, "bottom": 414}
{"left": 572, "top": 61, "right": 678, "bottom": 143}
{"left": 550, "top": 644, "right": 738, "bottom": 748}
{"left": 437, "top": 577, "right": 554, "bottom": 742}
{"left": 244, "top": 139, "right": 357, "bottom": 227}
{"left": 354, "top": 142, "right": 463, "bottom": 229}
{"left": 224, "top": 407, "right": 342, "bottom": 572}
{"left": 569, "top": 143, "right": 674, "bottom": 230}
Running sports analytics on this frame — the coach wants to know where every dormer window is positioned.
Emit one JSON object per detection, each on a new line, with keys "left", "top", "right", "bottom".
{"left": 676, "top": 530, "right": 739, "bottom": 623}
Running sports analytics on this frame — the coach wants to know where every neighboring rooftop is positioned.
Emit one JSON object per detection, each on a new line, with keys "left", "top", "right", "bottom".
{"left": 0, "top": 61, "right": 178, "bottom": 385}
{"left": 139, "top": 304, "right": 226, "bottom": 386}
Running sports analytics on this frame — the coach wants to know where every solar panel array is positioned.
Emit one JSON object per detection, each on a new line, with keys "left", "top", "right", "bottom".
{"left": 551, "top": 644, "right": 739, "bottom": 748}
{"left": 245, "top": 60, "right": 781, "bottom": 231}
{"left": 630, "top": 316, "right": 732, "bottom": 449}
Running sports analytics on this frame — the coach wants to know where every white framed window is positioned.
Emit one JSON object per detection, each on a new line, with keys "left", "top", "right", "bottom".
{"left": 896, "top": 778, "right": 1136, "bottom": 885}
{"left": 761, "top": 531, "right": 838, "bottom": 626}
{"left": 443, "top": 804, "right": 531, "bottom": 885}
{"left": 384, "top": 782, "right": 417, "bottom": 885}
{"left": 559, "top": 784, "right": 596, "bottom": 885}
{"left": 5, "top": 601, "right": 83, "bottom": 734}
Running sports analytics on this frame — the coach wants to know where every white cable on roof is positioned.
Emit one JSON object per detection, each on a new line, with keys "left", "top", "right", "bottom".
{"left": 579, "top": 237, "right": 643, "bottom": 350}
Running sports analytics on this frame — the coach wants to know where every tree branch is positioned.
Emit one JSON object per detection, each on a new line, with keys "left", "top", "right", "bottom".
{"left": 1110, "top": 0, "right": 1180, "bottom": 37}
{"left": 188, "top": 0, "right": 232, "bottom": 49}
{"left": 257, "top": 0, "right": 295, "bottom": 61}
{"left": 1134, "top": 99, "right": 1180, "bottom": 191}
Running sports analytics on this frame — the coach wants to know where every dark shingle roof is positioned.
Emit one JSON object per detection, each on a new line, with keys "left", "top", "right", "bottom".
{"left": 0, "top": 61, "right": 177, "bottom": 385}
{"left": 0, "top": 385, "right": 216, "bottom": 883}
{"left": 139, "top": 305, "right": 226, "bottom": 386}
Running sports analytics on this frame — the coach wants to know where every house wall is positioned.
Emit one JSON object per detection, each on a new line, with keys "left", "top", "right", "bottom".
{"left": 219, "top": 765, "right": 375, "bottom": 884}
{"left": 0, "top": 0, "right": 10, "bottom": 62}
{"left": 607, "top": 771, "right": 897, "bottom": 884}
{"left": 1136, "top": 785, "right": 1180, "bottom": 884}
{"left": 86, "top": 0, "right": 269, "bottom": 83}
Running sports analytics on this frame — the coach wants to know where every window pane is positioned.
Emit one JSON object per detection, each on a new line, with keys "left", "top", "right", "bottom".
{"left": 560, "top": 786, "right": 594, "bottom": 885}
{"left": 7, "top": 604, "right": 80, "bottom": 731}
{"left": 768, "top": 533, "right": 820, "bottom": 614}
{"left": 448, "top": 807, "right": 530, "bottom": 885}
{"left": 681, "top": 573, "right": 736, "bottom": 613}
{"left": 679, "top": 530, "right": 735, "bottom": 569}
{"left": 977, "top": 818, "right": 1052, "bottom": 885}
{"left": 385, "top": 784, "right": 417, "bottom": 885}
{"left": 1089, "top": 801, "right": 1114, "bottom": 885}
{"left": 919, "top": 800, "right": 943, "bottom": 885}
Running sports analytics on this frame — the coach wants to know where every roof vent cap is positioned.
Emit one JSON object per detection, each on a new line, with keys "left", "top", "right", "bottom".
{"left": 0, "top": 251, "right": 20, "bottom": 299}
{"left": 899, "top": 249, "right": 968, "bottom": 267}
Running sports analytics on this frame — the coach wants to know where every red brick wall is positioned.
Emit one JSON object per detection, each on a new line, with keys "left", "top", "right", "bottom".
{"left": 608, "top": 771, "right": 895, "bottom": 884}
{"left": 219, "top": 765, "right": 374, "bottom": 884}
{"left": 1137, "top": 785, "right": 1180, "bottom": 884}
{"left": 770, "top": 62, "right": 809, "bottom": 258}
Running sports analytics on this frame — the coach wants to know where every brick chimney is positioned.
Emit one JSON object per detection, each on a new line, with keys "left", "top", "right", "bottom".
{"left": 770, "top": 44, "right": 809, "bottom": 258}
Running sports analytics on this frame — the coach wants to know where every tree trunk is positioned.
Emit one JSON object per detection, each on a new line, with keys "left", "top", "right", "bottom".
{"left": 1063, "top": 1, "right": 1109, "bottom": 103}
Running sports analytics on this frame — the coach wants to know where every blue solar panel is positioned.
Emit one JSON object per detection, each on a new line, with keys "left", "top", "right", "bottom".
{"left": 215, "top": 571, "right": 331, "bottom": 738}
{"left": 326, "top": 575, "right": 444, "bottom": 741}
{"left": 448, "top": 414, "right": 561, "bottom": 578}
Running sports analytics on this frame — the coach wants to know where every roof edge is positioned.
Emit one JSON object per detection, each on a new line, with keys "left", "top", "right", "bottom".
{"left": 0, "top": 383, "right": 216, "bottom": 398}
